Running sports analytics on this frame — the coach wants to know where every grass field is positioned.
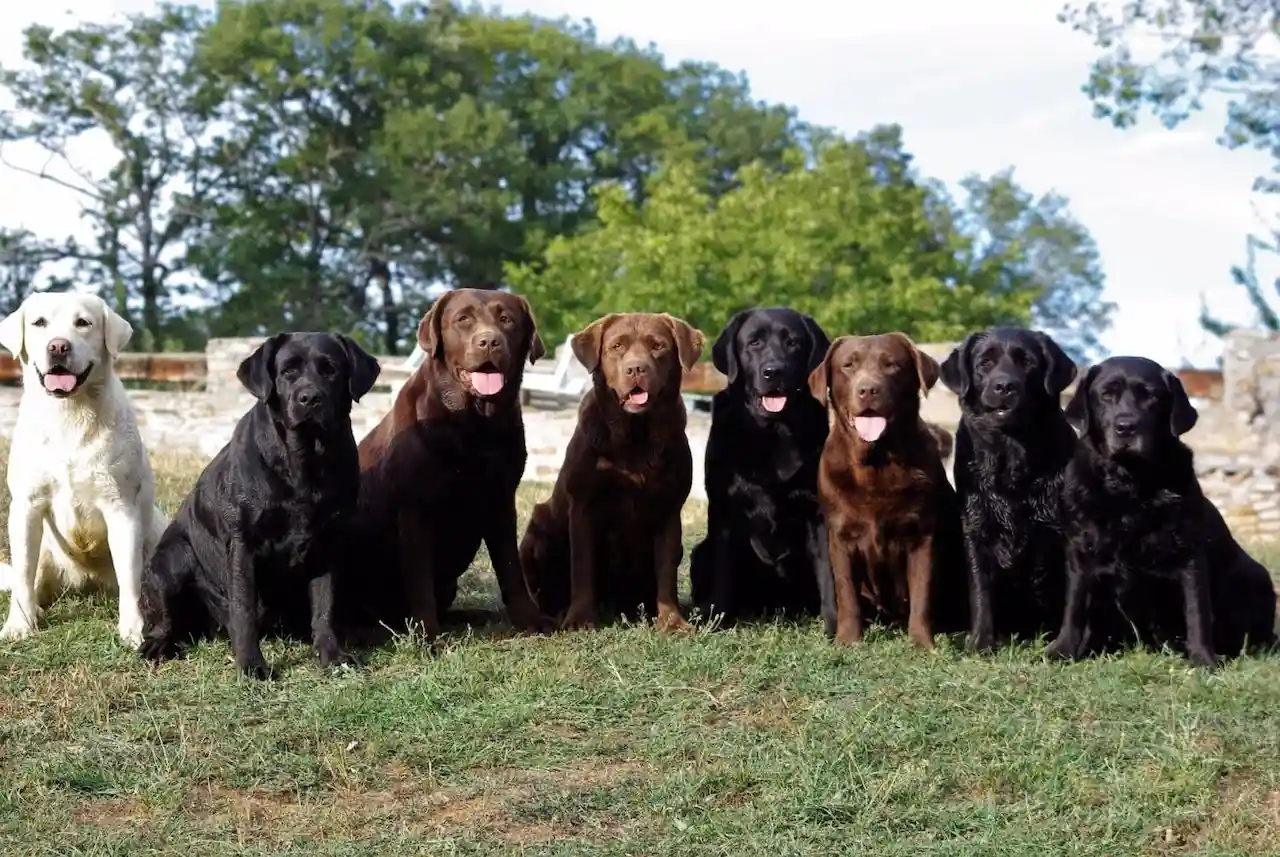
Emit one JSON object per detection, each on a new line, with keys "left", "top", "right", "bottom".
{"left": 2, "top": 449, "right": 1280, "bottom": 856}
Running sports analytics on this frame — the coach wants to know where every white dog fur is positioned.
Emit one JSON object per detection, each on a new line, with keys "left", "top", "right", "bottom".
{"left": 0, "top": 291, "right": 168, "bottom": 645}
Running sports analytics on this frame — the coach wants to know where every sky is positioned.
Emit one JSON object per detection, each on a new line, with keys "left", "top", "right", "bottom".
{"left": 0, "top": 0, "right": 1275, "bottom": 367}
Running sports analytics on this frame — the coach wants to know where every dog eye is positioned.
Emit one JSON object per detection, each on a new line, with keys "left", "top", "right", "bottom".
{"left": 498, "top": 314, "right": 513, "bottom": 326}
{"left": 32, "top": 317, "right": 47, "bottom": 328}
{"left": 317, "top": 360, "right": 336, "bottom": 377}
{"left": 74, "top": 318, "right": 91, "bottom": 329}
{"left": 281, "top": 365, "right": 301, "bottom": 379}
{"left": 977, "top": 356, "right": 994, "bottom": 370}
{"left": 454, "top": 314, "right": 470, "bottom": 325}
{"left": 747, "top": 338, "right": 762, "bottom": 349}
{"left": 651, "top": 340, "right": 667, "bottom": 352}
{"left": 610, "top": 341, "right": 624, "bottom": 352}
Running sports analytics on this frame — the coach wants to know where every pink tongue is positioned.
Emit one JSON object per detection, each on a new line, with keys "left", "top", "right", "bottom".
{"left": 470, "top": 372, "right": 504, "bottom": 396}
{"left": 762, "top": 395, "right": 787, "bottom": 413}
{"left": 854, "top": 415, "right": 887, "bottom": 442}
{"left": 628, "top": 390, "right": 649, "bottom": 406}
{"left": 44, "top": 372, "right": 77, "bottom": 393}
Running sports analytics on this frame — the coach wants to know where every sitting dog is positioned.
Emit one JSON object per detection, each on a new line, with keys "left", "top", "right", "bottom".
{"left": 809, "top": 333, "right": 967, "bottom": 647}
{"left": 689, "top": 307, "right": 833, "bottom": 628}
{"left": 344, "top": 289, "right": 547, "bottom": 641}
{"left": 520, "top": 312, "right": 706, "bottom": 631}
{"left": 137, "top": 332, "right": 380, "bottom": 678}
{"left": 939, "top": 327, "right": 1078, "bottom": 651}
{"left": 1047, "top": 356, "right": 1277, "bottom": 666}
{"left": 0, "top": 291, "right": 168, "bottom": 645}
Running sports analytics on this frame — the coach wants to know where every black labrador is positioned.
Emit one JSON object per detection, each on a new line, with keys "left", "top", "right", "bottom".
{"left": 137, "top": 332, "right": 380, "bottom": 678}
{"left": 689, "top": 307, "right": 835, "bottom": 629}
{"left": 939, "top": 327, "right": 1078, "bottom": 651}
{"left": 1047, "top": 356, "right": 1276, "bottom": 666}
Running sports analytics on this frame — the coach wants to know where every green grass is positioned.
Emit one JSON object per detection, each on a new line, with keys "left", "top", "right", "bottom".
{"left": 1, "top": 450, "right": 1280, "bottom": 856}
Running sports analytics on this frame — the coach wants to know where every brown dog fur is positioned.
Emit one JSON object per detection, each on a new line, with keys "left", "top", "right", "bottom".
{"left": 520, "top": 312, "right": 706, "bottom": 632}
{"left": 339, "top": 288, "right": 548, "bottom": 641}
{"left": 809, "top": 333, "right": 967, "bottom": 647}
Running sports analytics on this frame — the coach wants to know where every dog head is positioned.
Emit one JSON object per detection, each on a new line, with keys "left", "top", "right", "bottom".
{"left": 712, "top": 307, "right": 830, "bottom": 417}
{"left": 238, "top": 332, "right": 381, "bottom": 431}
{"left": 939, "top": 327, "right": 1076, "bottom": 431}
{"left": 418, "top": 288, "right": 544, "bottom": 408}
{"left": 572, "top": 312, "right": 705, "bottom": 415}
{"left": 1065, "top": 356, "right": 1197, "bottom": 463}
{"left": 808, "top": 333, "right": 939, "bottom": 444}
{"left": 0, "top": 292, "right": 132, "bottom": 400}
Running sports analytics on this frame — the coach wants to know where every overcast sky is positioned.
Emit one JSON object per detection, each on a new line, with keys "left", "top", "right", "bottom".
{"left": 1, "top": 0, "right": 1274, "bottom": 366}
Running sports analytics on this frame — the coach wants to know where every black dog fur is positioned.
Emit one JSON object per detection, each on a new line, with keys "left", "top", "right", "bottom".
{"left": 689, "top": 307, "right": 835, "bottom": 629}
{"left": 137, "top": 332, "right": 380, "bottom": 678}
{"left": 939, "top": 327, "right": 1078, "bottom": 651}
{"left": 1047, "top": 356, "right": 1277, "bottom": 666}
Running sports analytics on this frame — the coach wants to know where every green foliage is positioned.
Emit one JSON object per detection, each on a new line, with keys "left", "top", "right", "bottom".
{"left": 0, "top": 0, "right": 1109, "bottom": 355}
{"left": 1061, "top": 0, "right": 1280, "bottom": 336}
{"left": 510, "top": 132, "right": 1110, "bottom": 359}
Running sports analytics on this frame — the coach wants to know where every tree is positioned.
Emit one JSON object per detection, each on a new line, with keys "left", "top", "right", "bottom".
{"left": 1061, "top": 0, "right": 1280, "bottom": 336}
{"left": 0, "top": 228, "right": 73, "bottom": 316}
{"left": 0, "top": 3, "right": 226, "bottom": 350}
{"left": 954, "top": 169, "right": 1114, "bottom": 361}
{"left": 1200, "top": 231, "right": 1280, "bottom": 336}
{"left": 506, "top": 128, "right": 1106, "bottom": 351}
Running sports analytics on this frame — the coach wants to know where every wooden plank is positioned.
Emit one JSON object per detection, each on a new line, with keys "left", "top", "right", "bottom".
{"left": 0, "top": 352, "right": 207, "bottom": 383}
{"left": 1175, "top": 368, "right": 1223, "bottom": 400}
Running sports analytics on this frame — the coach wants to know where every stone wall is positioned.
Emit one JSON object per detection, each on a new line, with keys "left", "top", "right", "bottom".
{"left": 1, "top": 331, "right": 1277, "bottom": 541}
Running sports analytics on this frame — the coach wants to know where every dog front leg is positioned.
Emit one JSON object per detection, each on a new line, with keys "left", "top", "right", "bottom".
{"left": 654, "top": 512, "right": 689, "bottom": 633}
{"left": 227, "top": 541, "right": 271, "bottom": 679}
{"left": 1045, "top": 548, "right": 1094, "bottom": 660}
{"left": 398, "top": 507, "right": 440, "bottom": 641}
{"left": 963, "top": 529, "right": 996, "bottom": 653}
{"left": 905, "top": 537, "right": 935, "bottom": 650}
{"left": 562, "top": 502, "right": 598, "bottom": 630}
{"left": 483, "top": 497, "right": 548, "bottom": 632}
{"left": 706, "top": 524, "right": 735, "bottom": 625}
{"left": 1, "top": 499, "right": 45, "bottom": 640}
{"left": 828, "top": 527, "right": 862, "bottom": 645}
{"left": 102, "top": 504, "right": 146, "bottom": 647}
{"left": 309, "top": 570, "right": 355, "bottom": 670}
{"left": 807, "top": 517, "right": 837, "bottom": 638}
{"left": 1179, "top": 557, "right": 1218, "bottom": 668}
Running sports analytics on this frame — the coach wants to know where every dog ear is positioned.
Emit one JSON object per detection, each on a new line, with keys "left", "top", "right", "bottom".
{"left": 1064, "top": 363, "right": 1098, "bottom": 435}
{"left": 237, "top": 333, "right": 289, "bottom": 402}
{"left": 711, "top": 310, "right": 748, "bottom": 384}
{"left": 510, "top": 293, "right": 545, "bottom": 365}
{"left": 570, "top": 314, "right": 616, "bottom": 374}
{"left": 1033, "top": 330, "right": 1077, "bottom": 398}
{"left": 890, "top": 332, "right": 939, "bottom": 395}
{"left": 0, "top": 304, "right": 25, "bottom": 362}
{"left": 808, "top": 337, "right": 842, "bottom": 404}
{"left": 661, "top": 314, "right": 705, "bottom": 372}
{"left": 99, "top": 298, "right": 133, "bottom": 359}
{"left": 1164, "top": 370, "right": 1199, "bottom": 436}
{"left": 800, "top": 313, "right": 832, "bottom": 373}
{"left": 418, "top": 291, "right": 458, "bottom": 361}
{"left": 939, "top": 333, "right": 977, "bottom": 399}
{"left": 336, "top": 334, "right": 382, "bottom": 402}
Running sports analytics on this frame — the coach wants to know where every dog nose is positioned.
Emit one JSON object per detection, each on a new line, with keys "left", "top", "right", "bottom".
{"left": 622, "top": 360, "right": 649, "bottom": 380}
{"left": 472, "top": 328, "right": 502, "bottom": 352}
{"left": 1113, "top": 414, "right": 1138, "bottom": 437}
{"left": 990, "top": 375, "right": 1019, "bottom": 398}
{"left": 297, "top": 388, "right": 325, "bottom": 408}
{"left": 856, "top": 382, "right": 880, "bottom": 400}
{"left": 47, "top": 338, "right": 70, "bottom": 358}
{"left": 761, "top": 364, "right": 782, "bottom": 382}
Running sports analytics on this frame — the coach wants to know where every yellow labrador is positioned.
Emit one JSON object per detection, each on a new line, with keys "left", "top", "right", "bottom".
{"left": 0, "top": 292, "right": 168, "bottom": 645}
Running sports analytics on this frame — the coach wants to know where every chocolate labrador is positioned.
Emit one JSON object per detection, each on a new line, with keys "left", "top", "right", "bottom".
{"left": 1048, "top": 356, "right": 1276, "bottom": 666}
{"left": 138, "top": 332, "right": 381, "bottom": 678}
{"left": 809, "top": 333, "right": 968, "bottom": 647}
{"left": 520, "top": 312, "right": 705, "bottom": 631}
{"left": 342, "top": 288, "right": 548, "bottom": 642}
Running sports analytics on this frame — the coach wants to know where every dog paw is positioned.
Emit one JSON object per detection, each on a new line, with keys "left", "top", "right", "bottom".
{"left": 508, "top": 605, "right": 555, "bottom": 634}
{"left": 560, "top": 606, "right": 598, "bottom": 632}
{"left": 1187, "top": 647, "right": 1221, "bottom": 669}
{"left": 138, "top": 634, "right": 178, "bottom": 663}
{"left": 237, "top": 657, "right": 277, "bottom": 681}
{"left": 656, "top": 610, "right": 691, "bottom": 634}
{"left": 1044, "top": 637, "right": 1078, "bottom": 661}
{"left": 118, "top": 615, "right": 145, "bottom": 648}
{"left": 315, "top": 641, "right": 359, "bottom": 671}
{"left": 0, "top": 618, "right": 35, "bottom": 641}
